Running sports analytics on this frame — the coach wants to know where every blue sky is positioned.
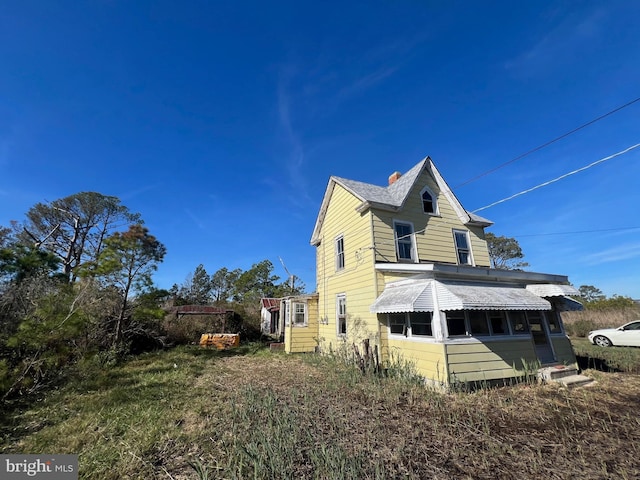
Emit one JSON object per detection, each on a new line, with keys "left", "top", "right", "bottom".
{"left": 1, "top": 1, "right": 639, "bottom": 298}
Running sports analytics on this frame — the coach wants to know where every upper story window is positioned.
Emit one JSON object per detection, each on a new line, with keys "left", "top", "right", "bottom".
{"left": 335, "top": 235, "right": 345, "bottom": 271}
{"left": 420, "top": 186, "right": 438, "bottom": 215}
{"left": 453, "top": 229, "right": 473, "bottom": 265}
{"left": 394, "top": 221, "right": 416, "bottom": 262}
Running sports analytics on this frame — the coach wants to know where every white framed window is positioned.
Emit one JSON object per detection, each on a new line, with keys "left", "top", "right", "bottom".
{"left": 394, "top": 221, "right": 417, "bottom": 262}
{"left": 420, "top": 186, "right": 438, "bottom": 215}
{"left": 293, "top": 302, "right": 307, "bottom": 326}
{"left": 453, "top": 229, "right": 473, "bottom": 265}
{"left": 335, "top": 235, "right": 345, "bottom": 271}
{"left": 336, "top": 294, "right": 347, "bottom": 336}
{"left": 388, "top": 312, "right": 433, "bottom": 338}
{"left": 445, "top": 310, "right": 536, "bottom": 337}
{"left": 409, "top": 312, "right": 433, "bottom": 336}
{"left": 388, "top": 313, "right": 407, "bottom": 336}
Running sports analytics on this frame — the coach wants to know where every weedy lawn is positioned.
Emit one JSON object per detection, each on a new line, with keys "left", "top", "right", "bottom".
{"left": 2, "top": 345, "right": 640, "bottom": 479}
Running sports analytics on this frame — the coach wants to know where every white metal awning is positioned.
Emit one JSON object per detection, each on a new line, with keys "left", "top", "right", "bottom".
{"left": 525, "top": 284, "right": 580, "bottom": 297}
{"left": 370, "top": 280, "right": 552, "bottom": 313}
{"left": 369, "top": 282, "right": 435, "bottom": 313}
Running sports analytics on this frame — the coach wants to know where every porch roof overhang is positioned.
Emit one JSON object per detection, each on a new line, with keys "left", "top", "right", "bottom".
{"left": 370, "top": 280, "right": 552, "bottom": 313}
{"left": 525, "top": 283, "right": 580, "bottom": 297}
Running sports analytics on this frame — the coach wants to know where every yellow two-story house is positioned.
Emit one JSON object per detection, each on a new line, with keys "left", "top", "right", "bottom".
{"left": 281, "top": 157, "right": 580, "bottom": 386}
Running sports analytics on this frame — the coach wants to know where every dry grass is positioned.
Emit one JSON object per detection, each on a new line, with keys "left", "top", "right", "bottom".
{"left": 562, "top": 308, "right": 640, "bottom": 337}
{"left": 2, "top": 346, "right": 640, "bottom": 479}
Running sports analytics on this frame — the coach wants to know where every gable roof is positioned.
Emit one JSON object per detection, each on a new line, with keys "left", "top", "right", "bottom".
{"left": 310, "top": 157, "right": 493, "bottom": 245}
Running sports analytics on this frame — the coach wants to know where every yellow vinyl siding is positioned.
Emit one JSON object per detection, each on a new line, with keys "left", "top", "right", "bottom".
{"left": 445, "top": 340, "right": 536, "bottom": 382}
{"left": 285, "top": 297, "right": 319, "bottom": 353}
{"left": 387, "top": 339, "right": 447, "bottom": 383}
{"left": 550, "top": 336, "right": 578, "bottom": 367}
{"left": 371, "top": 169, "right": 490, "bottom": 266}
{"left": 316, "top": 185, "right": 380, "bottom": 352}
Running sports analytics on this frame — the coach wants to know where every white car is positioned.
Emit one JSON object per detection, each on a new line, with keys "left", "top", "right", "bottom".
{"left": 588, "top": 320, "right": 640, "bottom": 347}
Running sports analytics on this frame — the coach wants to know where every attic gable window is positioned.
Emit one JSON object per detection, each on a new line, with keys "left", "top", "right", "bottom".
{"left": 420, "top": 186, "right": 438, "bottom": 215}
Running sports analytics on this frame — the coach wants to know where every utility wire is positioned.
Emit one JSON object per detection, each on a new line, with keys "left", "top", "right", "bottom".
{"left": 472, "top": 142, "right": 640, "bottom": 213}
{"left": 510, "top": 226, "right": 640, "bottom": 238}
{"left": 455, "top": 96, "right": 640, "bottom": 188}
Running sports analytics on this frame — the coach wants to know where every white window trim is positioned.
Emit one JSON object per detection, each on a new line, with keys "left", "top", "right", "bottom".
{"left": 393, "top": 220, "right": 418, "bottom": 263}
{"left": 387, "top": 312, "right": 435, "bottom": 341}
{"left": 452, "top": 229, "right": 474, "bottom": 266}
{"left": 292, "top": 301, "right": 308, "bottom": 327}
{"left": 335, "top": 234, "right": 345, "bottom": 272}
{"left": 420, "top": 186, "right": 439, "bottom": 216}
{"left": 336, "top": 293, "right": 347, "bottom": 337}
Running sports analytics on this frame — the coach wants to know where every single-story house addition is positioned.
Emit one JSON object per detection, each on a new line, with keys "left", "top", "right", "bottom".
{"left": 268, "top": 157, "right": 582, "bottom": 387}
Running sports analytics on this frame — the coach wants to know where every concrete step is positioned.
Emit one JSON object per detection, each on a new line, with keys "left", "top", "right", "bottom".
{"left": 554, "top": 374, "right": 595, "bottom": 388}
{"left": 537, "top": 365, "right": 579, "bottom": 382}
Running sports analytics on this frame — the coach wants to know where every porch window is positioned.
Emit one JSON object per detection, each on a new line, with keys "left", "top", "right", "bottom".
{"left": 468, "top": 310, "right": 490, "bottom": 335}
{"left": 394, "top": 221, "right": 416, "bottom": 262}
{"left": 508, "top": 311, "right": 529, "bottom": 334}
{"left": 293, "top": 302, "right": 307, "bottom": 326}
{"left": 547, "top": 312, "right": 562, "bottom": 333}
{"left": 337, "top": 294, "right": 347, "bottom": 336}
{"left": 446, "top": 311, "right": 467, "bottom": 336}
{"left": 409, "top": 312, "right": 433, "bottom": 336}
{"left": 489, "top": 311, "right": 509, "bottom": 335}
{"left": 335, "top": 235, "right": 345, "bottom": 271}
{"left": 453, "top": 229, "right": 472, "bottom": 265}
{"left": 388, "top": 313, "right": 406, "bottom": 335}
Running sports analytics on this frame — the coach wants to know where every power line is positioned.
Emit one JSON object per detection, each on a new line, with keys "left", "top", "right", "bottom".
{"left": 455, "top": 96, "right": 640, "bottom": 188}
{"left": 509, "top": 226, "right": 640, "bottom": 238}
{"left": 472, "top": 142, "right": 640, "bottom": 213}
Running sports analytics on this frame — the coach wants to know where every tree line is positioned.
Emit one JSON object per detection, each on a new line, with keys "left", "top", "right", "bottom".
{"left": 0, "top": 191, "right": 304, "bottom": 400}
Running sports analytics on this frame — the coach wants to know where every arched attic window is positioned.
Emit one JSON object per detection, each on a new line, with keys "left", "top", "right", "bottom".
{"left": 420, "top": 186, "right": 438, "bottom": 215}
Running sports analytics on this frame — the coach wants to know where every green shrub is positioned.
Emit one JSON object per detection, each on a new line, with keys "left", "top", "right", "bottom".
{"left": 564, "top": 318, "right": 598, "bottom": 337}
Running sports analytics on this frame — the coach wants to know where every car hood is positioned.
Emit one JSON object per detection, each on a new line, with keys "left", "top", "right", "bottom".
{"left": 589, "top": 328, "right": 619, "bottom": 335}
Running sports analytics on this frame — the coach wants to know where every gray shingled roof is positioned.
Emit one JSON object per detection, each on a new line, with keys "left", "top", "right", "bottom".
{"left": 333, "top": 159, "right": 427, "bottom": 208}
{"left": 310, "top": 157, "right": 493, "bottom": 245}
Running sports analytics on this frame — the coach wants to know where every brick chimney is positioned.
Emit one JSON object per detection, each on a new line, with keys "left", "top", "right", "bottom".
{"left": 388, "top": 171, "right": 402, "bottom": 185}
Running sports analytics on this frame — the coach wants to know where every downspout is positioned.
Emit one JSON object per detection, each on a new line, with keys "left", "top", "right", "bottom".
{"left": 370, "top": 211, "right": 384, "bottom": 362}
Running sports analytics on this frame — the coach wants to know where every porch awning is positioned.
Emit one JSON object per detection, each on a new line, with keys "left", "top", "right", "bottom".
{"left": 369, "top": 282, "right": 434, "bottom": 313}
{"left": 525, "top": 284, "right": 580, "bottom": 297}
{"left": 370, "top": 280, "right": 551, "bottom": 313}
{"left": 436, "top": 282, "right": 551, "bottom": 311}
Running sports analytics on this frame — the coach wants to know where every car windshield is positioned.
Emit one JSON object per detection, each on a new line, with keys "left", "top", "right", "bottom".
{"left": 623, "top": 321, "right": 640, "bottom": 331}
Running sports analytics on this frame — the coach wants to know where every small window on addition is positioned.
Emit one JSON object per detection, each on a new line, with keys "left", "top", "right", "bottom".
{"left": 293, "top": 302, "right": 306, "bottom": 326}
